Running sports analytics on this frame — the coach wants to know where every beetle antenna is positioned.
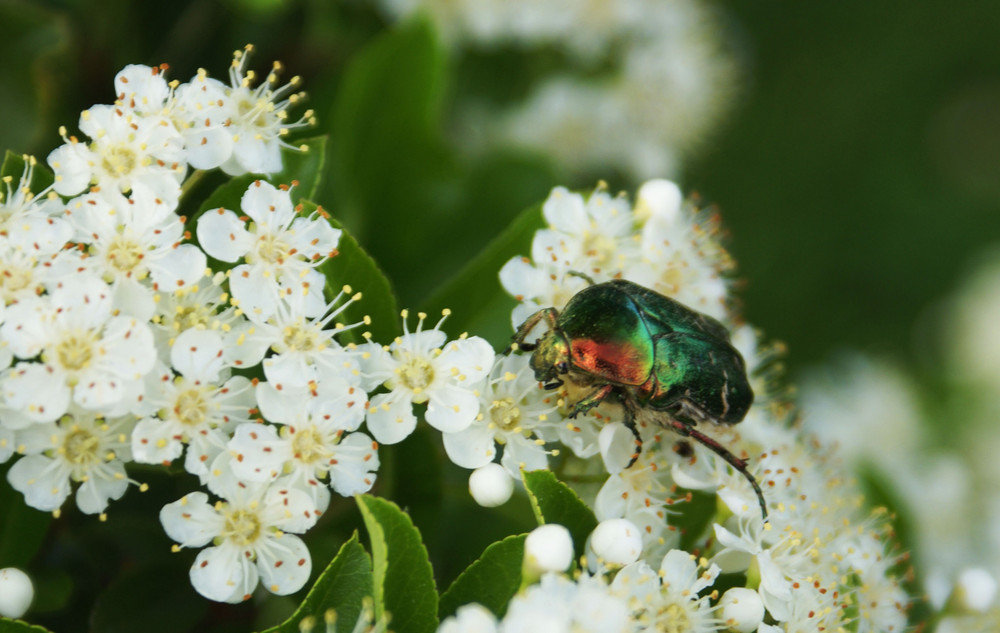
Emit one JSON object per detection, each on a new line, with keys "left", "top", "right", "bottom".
{"left": 666, "top": 419, "right": 768, "bottom": 521}
{"left": 566, "top": 270, "right": 596, "bottom": 286}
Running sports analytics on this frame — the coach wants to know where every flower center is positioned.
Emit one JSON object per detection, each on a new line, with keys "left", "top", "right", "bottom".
{"left": 174, "top": 388, "right": 209, "bottom": 428}
{"left": 100, "top": 143, "right": 139, "bottom": 177}
{"left": 54, "top": 330, "right": 97, "bottom": 373}
{"left": 290, "top": 426, "right": 329, "bottom": 465}
{"left": 490, "top": 397, "right": 522, "bottom": 432}
{"left": 655, "top": 602, "right": 691, "bottom": 633}
{"left": 0, "top": 263, "right": 33, "bottom": 298}
{"left": 107, "top": 234, "right": 145, "bottom": 274}
{"left": 62, "top": 427, "right": 101, "bottom": 467}
{"left": 397, "top": 354, "right": 434, "bottom": 396}
{"left": 282, "top": 322, "right": 319, "bottom": 352}
{"left": 173, "top": 304, "right": 214, "bottom": 330}
{"left": 252, "top": 232, "right": 292, "bottom": 265}
{"left": 223, "top": 508, "right": 262, "bottom": 547}
{"left": 581, "top": 230, "right": 618, "bottom": 271}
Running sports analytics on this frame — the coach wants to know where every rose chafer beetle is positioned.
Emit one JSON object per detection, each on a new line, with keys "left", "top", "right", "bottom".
{"left": 509, "top": 278, "right": 767, "bottom": 519}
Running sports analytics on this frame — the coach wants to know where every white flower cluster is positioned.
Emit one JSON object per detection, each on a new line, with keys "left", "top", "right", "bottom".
{"left": 0, "top": 51, "right": 400, "bottom": 605}
{"left": 489, "top": 180, "right": 911, "bottom": 632}
{"left": 441, "top": 523, "right": 761, "bottom": 633}
{"left": 377, "top": 0, "right": 735, "bottom": 179}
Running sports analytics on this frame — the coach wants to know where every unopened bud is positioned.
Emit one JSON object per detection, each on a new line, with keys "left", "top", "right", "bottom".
{"left": 587, "top": 519, "right": 642, "bottom": 567}
{"left": 469, "top": 463, "right": 514, "bottom": 507}
{"left": 524, "top": 524, "right": 573, "bottom": 576}
{"left": 719, "top": 587, "right": 765, "bottom": 633}
{"left": 0, "top": 567, "right": 33, "bottom": 618}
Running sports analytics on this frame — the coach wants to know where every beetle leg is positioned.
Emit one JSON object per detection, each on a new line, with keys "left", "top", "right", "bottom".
{"left": 666, "top": 419, "right": 769, "bottom": 521}
{"left": 568, "top": 384, "right": 616, "bottom": 419}
{"left": 622, "top": 404, "right": 643, "bottom": 468}
{"left": 506, "top": 307, "right": 559, "bottom": 355}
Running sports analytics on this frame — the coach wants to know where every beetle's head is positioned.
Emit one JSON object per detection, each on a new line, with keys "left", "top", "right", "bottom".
{"left": 529, "top": 329, "right": 570, "bottom": 388}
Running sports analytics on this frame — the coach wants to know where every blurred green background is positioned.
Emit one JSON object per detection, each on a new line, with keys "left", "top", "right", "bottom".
{"left": 3, "top": 0, "right": 998, "bottom": 630}
{"left": 3, "top": 0, "right": 999, "bottom": 375}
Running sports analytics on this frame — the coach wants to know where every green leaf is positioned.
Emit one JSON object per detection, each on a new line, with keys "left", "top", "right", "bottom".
{"left": 318, "top": 210, "right": 399, "bottom": 345}
{"left": 331, "top": 16, "right": 444, "bottom": 219}
{"left": 261, "top": 533, "right": 374, "bottom": 633}
{"left": 0, "top": 151, "right": 54, "bottom": 192}
{"left": 0, "top": 619, "right": 53, "bottom": 633}
{"left": 420, "top": 202, "right": 544, "bottom": 345}
{"left": 438, "top": 534, "right": 525, "bottom": 620}
{"left": 356, "top": 495, "right": 438, "bottom": 633}
{"left": 672, "top": 490, "right": 719, "bottom": 553}
{"left": 521, "top": 470, "right": 598, "bottom": 560}
{"left": 0, "top": 464, "right": 50, "bottom": 568}
{"left": 89, "top": 562, "right": 206, "bottom": 633}
{"left": 270, "top": 134, "right": 328, "bottom": 202}
{"left": 196, "top": 173, "right": 258, "bottom": 217}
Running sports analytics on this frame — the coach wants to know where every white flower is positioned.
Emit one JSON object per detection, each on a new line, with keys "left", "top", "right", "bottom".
{"left": 438, "top": 603, "right": 499, "bottom": 633}
{"left": 0, "top": 156, "right": 69, "bottom": 252}
{"left": 468, "top": 463, "right": 514, "bottom": 507}
{"left": 227, "top": 379, "right": 377, "bottom": 511}
{"left": 500, "top": 186, "right": 638, "bottom": 329}
{"left": 196, "top": 179, "right": 340, "bottom": 321}
{"left": 361, "top": 310, "right": 493, "bottom": 444}
{"left": 7, "top": 409, "right": 136, "bottom": 514}
{"left": 0, "top": 567, "right": 33, "bottom": 618}
{"left": 47, "top": 104, "right": 185, "bottom": 203}
{"left": 130, "top": 329, "right": 255, "bottom": 479}
{"left": 611, "top": 549, "right": 721, "bottom": 633}
{"left": 114, "top": 64, "right": 235, "bottom": 171}
{"left": 148, "top": 272, "right": 246, "bottom": 363}
{"left": 502, "top": 572, "right": 632, "bottom": 633}
{"left": 1, "top": 276, "right": 155, "bottom": 422}
{"left": 442, "top": 353, "right": 557, "bottom": 475}
{"left": 251, "top": 287, "right": 366, "bottom": 390}
{"left": 160, "top": 463, "right": 317, "bottom": 603}
{"left": 64, "top": 184, "right": 206, "bottom": 320}
{"left": 215, "top": 45, "right": 315, "bottom": 176}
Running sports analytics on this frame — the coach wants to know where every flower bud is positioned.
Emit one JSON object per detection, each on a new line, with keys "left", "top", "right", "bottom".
{"left": 587, "top": 519, "right": 642, "bottom": 567}
{"left": 718, "top": 587, "right": 765, "bottom": 633}
{"left": 469, "top": 464, "right": 514, "bottom": 507}
{"left": 0, "top": 567, "right": 33, "bottom": 619}
{"left": 955, "top": 567, "right": 998, "bottom": 612}
{"left": 524, "top": 524, "right": 574, "bottom": 576}
{"left": 637, "top": 179, "right": 682, "bottom": 221}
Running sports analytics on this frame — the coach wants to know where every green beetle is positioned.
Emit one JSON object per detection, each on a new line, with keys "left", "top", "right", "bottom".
{"left": 510, "top": 279, "right": 766, "bottom": 519}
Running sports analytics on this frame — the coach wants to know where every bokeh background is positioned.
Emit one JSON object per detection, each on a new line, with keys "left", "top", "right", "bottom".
{"left": 3, "top": 0, "right": 1000, "bottom": 629}
{"left": 4, "top": 0, "right": 999, "bottom": 373}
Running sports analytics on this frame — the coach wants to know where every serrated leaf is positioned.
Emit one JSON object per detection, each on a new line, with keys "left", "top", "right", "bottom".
{"left": 0, "top": 464, "right": 50, "bottom": 568}
{"left": 0, "top": 151, "right": 54, "bottom": 192}
{"left": 270, "top": 134, "right": 328, "bottom": 202}
{"left": 356, "top": 495, "right": 437, "bottom": 633}
{"left": 261, "top": 533, "right": 374, "bottom": 633}
{"left": 420, "top": 202, "right": 544, "bottom": 345}
{"left": 318, "top": 210, "right": 399, "bottom": 345}
{"left": 438, "top": 534, "right": 525, "bottom": 620}
{"left": 0, "top": 619, "right": 53, "bottom": 633}
{"left": 521, "top": 470, "right": 597, "bottom": 560}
